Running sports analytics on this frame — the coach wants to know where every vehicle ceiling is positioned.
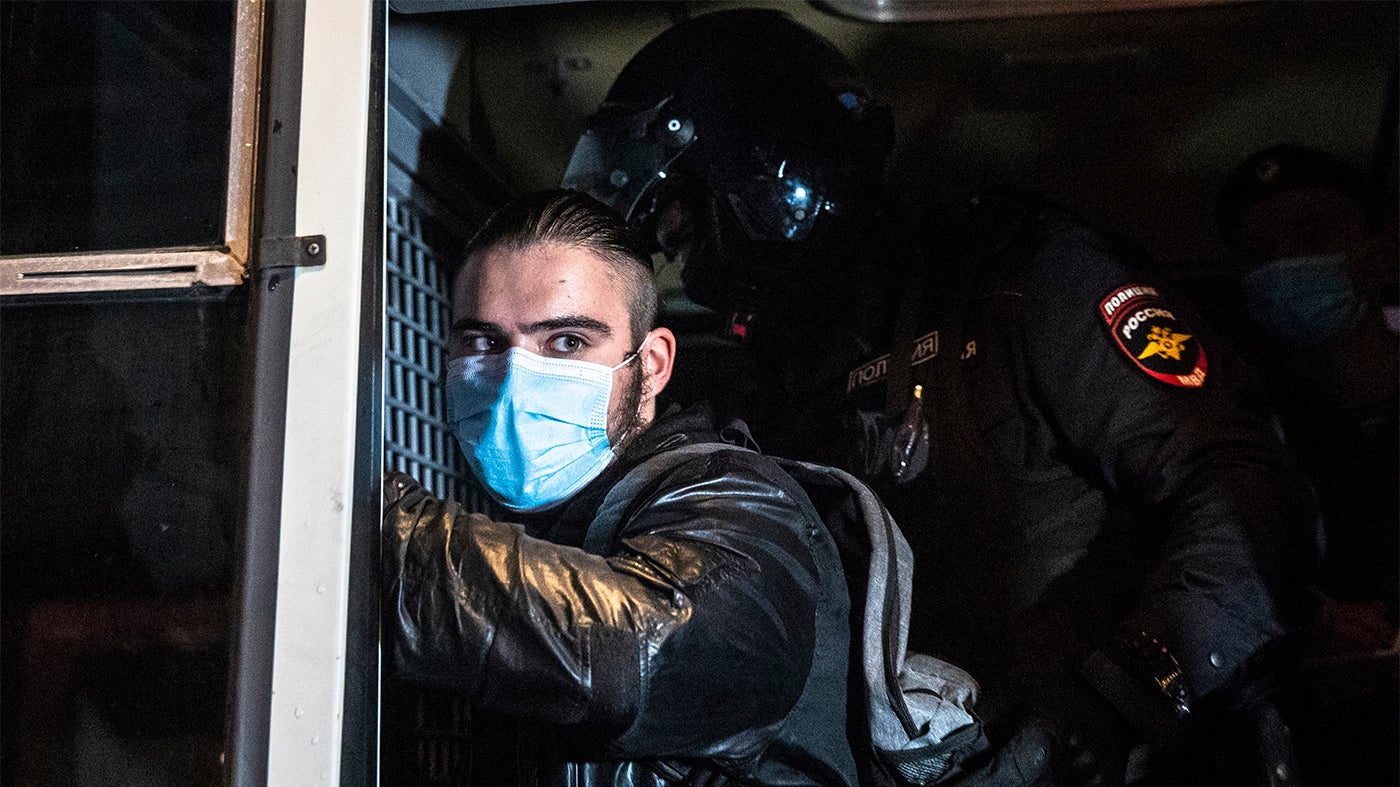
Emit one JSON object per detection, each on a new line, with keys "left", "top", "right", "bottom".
{"left": 388, "top": 0, "right": 1397, "bottom": 271}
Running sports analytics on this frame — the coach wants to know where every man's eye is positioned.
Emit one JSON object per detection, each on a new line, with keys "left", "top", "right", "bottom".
{"left": 547, "top": 334, "right": 585, "bottom": 354}
{"left": 464, "top": 335, "right": 499, "bottom": 354}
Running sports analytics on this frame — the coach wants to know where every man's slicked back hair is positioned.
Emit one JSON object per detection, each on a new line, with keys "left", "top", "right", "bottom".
{"left": 462, "top": 189, "right": 658, "bottom": 346}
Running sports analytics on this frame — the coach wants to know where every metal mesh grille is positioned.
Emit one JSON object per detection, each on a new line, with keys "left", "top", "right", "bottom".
{"left": 383, "top": 193, "right": 478, "bottom": 784}
{"left": 384, "top": 194, "right": 469, "bottom": 502}
{"left": 410, "top": 690, "right": 472, "bottom": 783}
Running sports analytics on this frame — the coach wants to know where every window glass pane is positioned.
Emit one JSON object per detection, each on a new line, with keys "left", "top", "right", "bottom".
{"left": 0, "top": 296, "right": 247, "bottom": 786}
{"left": 0, "top": 2, "right": 236, "bottom": 256}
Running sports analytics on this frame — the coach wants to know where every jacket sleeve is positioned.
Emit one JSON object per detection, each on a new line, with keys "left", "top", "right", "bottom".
{"left": 1013, "top": 224, "right": 1318, "bottom": 701}
{"left": 382, "top": 452, "right": 824, "bottom": 756}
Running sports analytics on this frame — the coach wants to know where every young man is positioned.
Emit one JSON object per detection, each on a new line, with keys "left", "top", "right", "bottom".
{"left": 382, "top": 189, "right": 857, "bottom": 786}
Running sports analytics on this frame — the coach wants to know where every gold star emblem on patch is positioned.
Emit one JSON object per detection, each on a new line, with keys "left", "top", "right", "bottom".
{"left": 1138, "top": 324, "right": 1191, "bottom": 361}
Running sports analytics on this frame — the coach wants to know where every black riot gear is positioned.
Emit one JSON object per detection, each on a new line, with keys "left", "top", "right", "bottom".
{"left": 563, "top": 9, "right": 893, "bottom": 320}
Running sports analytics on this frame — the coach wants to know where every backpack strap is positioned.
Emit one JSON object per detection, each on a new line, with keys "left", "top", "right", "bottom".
{"left": 774, "top": 459, "right": 917, "bottom": 728}
{"left": 767, "top": 458, "right": 986, "bottom": 785}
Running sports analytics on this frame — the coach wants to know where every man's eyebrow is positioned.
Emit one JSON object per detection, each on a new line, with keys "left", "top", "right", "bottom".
{"left": 450, "top": 317, "right": 500, "bottom": 333}
{"left": 524, "top": 315, "right": 613, "bottom": 337}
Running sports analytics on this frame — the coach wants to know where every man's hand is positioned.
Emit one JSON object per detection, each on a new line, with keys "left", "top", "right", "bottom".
{"left": 383, "top": 470, "right": 420, "bottom": 509}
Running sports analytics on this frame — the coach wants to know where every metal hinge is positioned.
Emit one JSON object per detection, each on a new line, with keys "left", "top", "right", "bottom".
{"left": 258, "top": 234, "right": 327, "bottom": 271}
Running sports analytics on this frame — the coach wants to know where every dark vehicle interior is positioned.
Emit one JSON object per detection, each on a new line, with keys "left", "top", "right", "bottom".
{"left": 385, "top": 0, "right": 1397, "bottom": 419}
{"left": 0, "top": 0, "right": 1393, "bottom": 784}
{"left": 380, "top": 0, "right": 1396, "bottom": 783}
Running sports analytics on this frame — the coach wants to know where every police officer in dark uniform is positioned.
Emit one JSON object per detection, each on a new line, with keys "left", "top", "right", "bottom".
{"left": 564, "top": 11, "right": 1319, "bottom": 784}
{"left": 1217, "top": 144, "right": 1399, "bottom": 615}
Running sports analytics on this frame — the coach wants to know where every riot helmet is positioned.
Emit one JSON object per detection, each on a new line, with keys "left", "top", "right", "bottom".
{"left": 563, "top": 9, "right": 893, "bottom": 324}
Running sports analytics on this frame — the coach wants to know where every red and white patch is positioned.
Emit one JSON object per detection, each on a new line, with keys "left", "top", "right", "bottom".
{"left": 1099, "top": 284, "right": 1207, "bottom": 388}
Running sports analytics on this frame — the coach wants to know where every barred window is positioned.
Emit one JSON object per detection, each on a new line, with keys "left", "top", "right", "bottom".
{"left": 383, "top": 194, "right": 475, "bottom": 504}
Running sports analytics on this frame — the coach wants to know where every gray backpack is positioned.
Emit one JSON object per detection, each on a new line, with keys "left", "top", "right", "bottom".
{"left": 586, "top": 442, "right": 994, "bottom": 786}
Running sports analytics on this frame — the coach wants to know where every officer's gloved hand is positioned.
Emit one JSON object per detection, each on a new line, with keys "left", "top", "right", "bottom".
{"left": 1178, "top": 689, "right": 1301, "bottom": 787}
{"left": 1076, "top": 632, "right": 1303, "bottom": 787}
{"left": 1119, "top": 697, "right": 1300, "bottom": 787}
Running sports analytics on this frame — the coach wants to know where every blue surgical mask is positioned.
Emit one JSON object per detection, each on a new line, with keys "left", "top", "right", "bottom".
{"left": 1241, "top": 253, "right": 1366, "bottom": 349}
{"left": 446, "top": 346, "right": 639, "bottom": 512}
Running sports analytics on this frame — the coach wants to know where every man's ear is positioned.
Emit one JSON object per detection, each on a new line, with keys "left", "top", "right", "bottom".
{"left": 639, "top": 327, "right": 676, "bottom": 400}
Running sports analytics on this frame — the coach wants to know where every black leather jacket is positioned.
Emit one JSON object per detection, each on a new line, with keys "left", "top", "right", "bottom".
{"left": 383, "top": 402, "right": 857, "bottom": 786}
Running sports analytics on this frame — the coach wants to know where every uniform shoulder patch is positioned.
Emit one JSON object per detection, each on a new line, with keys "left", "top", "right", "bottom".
{"left": 1098, "top": 284, "right": 1207, "bottom": 388}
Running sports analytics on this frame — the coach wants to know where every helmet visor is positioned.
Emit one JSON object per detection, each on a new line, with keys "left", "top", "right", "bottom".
{"left": 562, "top": 98, "right": 695, "bottom": 225}
{"left": 721, "top": 172, "right": 826, "bottom": 242}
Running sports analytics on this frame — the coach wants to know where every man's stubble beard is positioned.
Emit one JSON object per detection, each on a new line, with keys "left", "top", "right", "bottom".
{"left": 607, "top": 360, "right": 648, "bottom": 454}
